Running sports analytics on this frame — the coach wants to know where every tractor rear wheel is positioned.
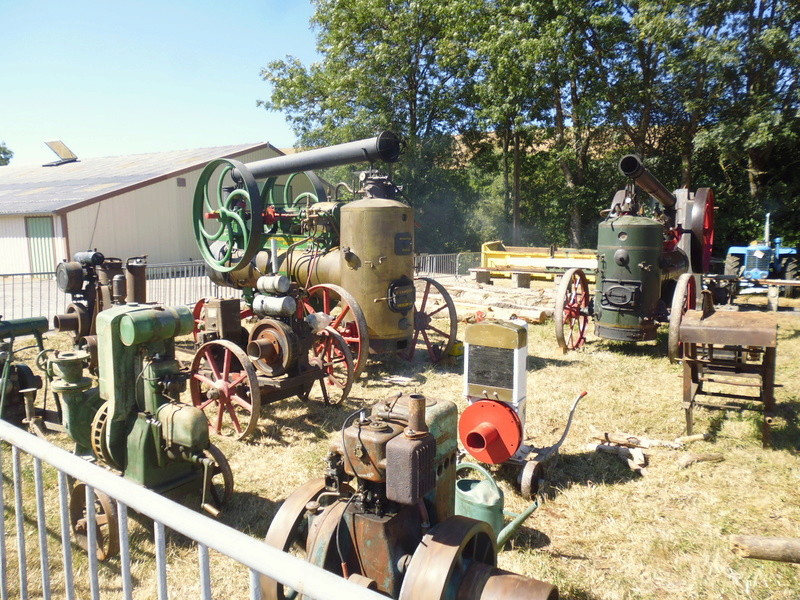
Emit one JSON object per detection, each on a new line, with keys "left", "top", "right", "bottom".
{"left": 724, "top": 254, "right": 742, "bottom": 277}
{"left": 783, "top": 256, "right": 799, "bottom": 298}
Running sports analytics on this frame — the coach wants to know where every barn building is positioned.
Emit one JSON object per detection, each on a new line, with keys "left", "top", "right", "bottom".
{"left": 0, "top": 143, "right": 312, "bottom": 273}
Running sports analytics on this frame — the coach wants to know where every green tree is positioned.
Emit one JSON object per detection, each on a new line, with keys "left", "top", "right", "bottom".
{"left": 259, "top": 0, "right": 483, "bottom": 251}
{"left": 0, "top": 142, "right": 12, "bottom": 166}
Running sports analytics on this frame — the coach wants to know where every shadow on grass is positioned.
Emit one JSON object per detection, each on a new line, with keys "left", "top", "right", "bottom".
{"left": 769, "top": 401, "right": 800, "bottom": 452}
{"left": 539, "top": 451, "right": 642, "bottom": 497}
{"left": 527, "top": 355, "right": 573, "bottom": 370}
{"left": 246, "top": 395, "right": 361, "bottom": 445}
{"left": 687, "top": 400, "right": 799, "bottom": 453}
{"left": 596, "top": 335, "right": 667, "bottom": 358}
{"left": 128, "top": 489, "right": 279, "bottom": 553}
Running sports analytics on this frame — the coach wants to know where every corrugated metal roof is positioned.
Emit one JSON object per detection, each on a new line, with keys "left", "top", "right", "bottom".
{"left": 0, "top": 143, "right": 273, "bottom": 215}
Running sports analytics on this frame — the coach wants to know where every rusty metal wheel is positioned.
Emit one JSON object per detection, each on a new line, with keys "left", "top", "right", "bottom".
{"left": 401, "top": 277, "right": 457, "bottom": 363}
{"left": 190, "top": 339, "right": 261, "bottom": 440}
{"left": 668, "top": 273, "right": 697, "bottom": 363}
{"left": 248, "top": 319, "right": 300, "bottom": 377}
{"left": 203, "top": 443, "right": 234, "bottom": 509}
{"left": 555, "top": 268, "right": 590, "bottom": 352}
{"left": 399, "top": 515, "right": 496, "bottom": 600}
{"left": 261, "top": 479, "right": 340, "bottom": 600}
{"left": 302, "top": 284, "right": 369, "bottom": 379}
{"left": 69, "top": 482, "right": 119, "bottom": 562}
{"left": 308, "top": 327, "right": 354, "bottom": 405}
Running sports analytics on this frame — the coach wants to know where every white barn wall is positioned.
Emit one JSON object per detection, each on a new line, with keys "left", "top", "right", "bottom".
{"left": 63, "top": 147, "right": 291, "bottom": 265}
{"left": 0, "top": 215, "right": 32, "bottom": 273}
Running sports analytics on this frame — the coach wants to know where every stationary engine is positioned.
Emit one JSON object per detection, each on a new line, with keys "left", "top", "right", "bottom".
{"left": 555, "top": 155, "right": 715, "bottom": 360}
{"left": 262, "top": 393, "right": 558, "bottom": 600}
{"left": 45, "top": 303, "right": 232, "bottom": 560}
{"left": 192, "top": 133, "right": 456, "bottom": 382}
{"left": 53, "top": 251, "right": 147, "bottom": 366}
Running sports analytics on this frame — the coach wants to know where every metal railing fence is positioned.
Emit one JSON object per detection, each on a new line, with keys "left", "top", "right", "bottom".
{"left": 0, "top": 262, "right": 238, "bottom": 323}
{"left": 0, "top": 418, "right": 383, "bottom": 600}
{"left": 2, "top": 254, "right": 476, "bottom": 323}
{"left": 414, "top": 252, "right": 480, "bottom": 277}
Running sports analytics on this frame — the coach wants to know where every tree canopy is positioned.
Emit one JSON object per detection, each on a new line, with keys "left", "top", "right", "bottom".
{"left": 261, "top": 0, "right": 800, "bottom": 252}
{"left": 0, "top": 142, "right": 12, "bottom": 166}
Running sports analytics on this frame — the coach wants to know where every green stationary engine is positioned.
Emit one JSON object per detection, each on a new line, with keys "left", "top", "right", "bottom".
{"left": 45, "top": 303, "right": 233, "bottom": 561}
{"left": 555, "top": 155, "right": 715, "bottom": 360}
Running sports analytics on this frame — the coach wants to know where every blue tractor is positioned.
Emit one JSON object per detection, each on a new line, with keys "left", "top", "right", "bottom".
{"left": 724, "top": 213, "right": 799, "bottom": 297}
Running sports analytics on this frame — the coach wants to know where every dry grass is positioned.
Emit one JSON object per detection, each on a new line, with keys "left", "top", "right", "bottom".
{"left": 3, "top": 285, "right": 800, "bottom": 599}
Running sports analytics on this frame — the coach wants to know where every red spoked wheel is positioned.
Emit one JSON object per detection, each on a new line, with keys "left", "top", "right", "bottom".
{"left": 555, "top": 268, "right": 590, "bottom": 352}
{"left": 400, "top": 277, "right": 458, "bottom": 363}
{"left": 308, "top": 326, "right": 354, "bottom": 405}
{"left": 301, "top": 284, "right": 368, "bottom": 379}
{"left": 691, "top": 188, "right": 715, "bottom": 274}
{"left": 192, "top": 298, "right": 208, "bottom": 342}
{"left": 668, "top": 273, "right": 697, "bottom": 363}
{"left": 189, "top": 339, "right": 261, "bottom": 440}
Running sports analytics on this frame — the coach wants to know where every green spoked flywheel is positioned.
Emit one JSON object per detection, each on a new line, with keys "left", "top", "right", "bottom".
{"left": 193, "top": 158, "right": 264, "bottom": 273}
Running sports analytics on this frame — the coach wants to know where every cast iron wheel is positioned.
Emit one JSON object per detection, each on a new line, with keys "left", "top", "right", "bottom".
{"left": 668, "top": 273, "right": 697, "bottom": 363}
{"left": 783, "top": 255, "right": 799, "bottom": 298}
{"left": 203, "top": 443, "right": 234, "bottom": 508}
{"left": 555, "top": 268, "right": 590, "bottom": 352}
{"left": 190, "top": 339, "right": 262, "bottom": 440}
{"left": 301, "top": 284, "right": 369, "bottom": 379}
{"left": 89, "top": 401, "right": 121, "bottom": 470}
{"left": 248, "top": 319, "right": 300, "bottom": 377}
{"left": 690, "top": 188, "right": 715, "bottom": 273}
{"left": 400, "top": 277, "right": 457, "bottom": 363}
{"left": 192, "top": 159, "right": 264, "bottom": 273}
{"left": 69, "top": 482, "right": 119, "bottom": 562}
{"left": 398, "top": 516, "right": 497, "bottom": 600}
{"left": 261, "top": 478, "right": 332, "bottom": 600}
{"left": 308, "top": 327, "right": 354, "bottom": 405}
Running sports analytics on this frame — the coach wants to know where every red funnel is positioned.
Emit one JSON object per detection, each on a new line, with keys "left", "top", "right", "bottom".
{"left": 459, "top": 400, "right": 522, "bottom": 464}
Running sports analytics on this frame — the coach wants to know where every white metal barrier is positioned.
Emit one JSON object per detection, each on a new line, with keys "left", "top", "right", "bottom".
{"left": 0, "top": 419, "right": 383, "bottom": 600}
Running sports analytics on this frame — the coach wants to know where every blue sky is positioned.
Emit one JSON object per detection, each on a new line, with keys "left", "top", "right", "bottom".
{"left": 0, "top": 0, "right": 318, "bottom": 165}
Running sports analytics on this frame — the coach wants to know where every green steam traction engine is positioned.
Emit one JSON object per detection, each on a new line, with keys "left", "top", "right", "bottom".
{"left": 189, "top": 132, "right": 457, "bottom": 440}
{"left": 45, "top": 301, "right": 233, "bottom": 561}
{"left": 554, "top": 155, "right": 715, "bottom": 360}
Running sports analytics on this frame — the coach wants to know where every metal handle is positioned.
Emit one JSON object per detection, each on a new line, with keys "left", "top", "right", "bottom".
{"left": 455, "top": 462, "right": 501, "bottom": 495}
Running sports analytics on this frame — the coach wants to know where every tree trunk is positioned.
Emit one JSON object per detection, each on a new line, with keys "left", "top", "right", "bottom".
{"left": 512, "top": 130, "right": 521, "bottom": 245}
{"left": 569, "top": 206, "right": 581, "bottom": 248}
{"left": 501, "top": 128, "right": 511, "bottom": 235}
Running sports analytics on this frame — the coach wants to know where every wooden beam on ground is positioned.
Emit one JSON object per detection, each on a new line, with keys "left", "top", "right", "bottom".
{"left": 730, "top": 535, "right": 800, "bottom": 564}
